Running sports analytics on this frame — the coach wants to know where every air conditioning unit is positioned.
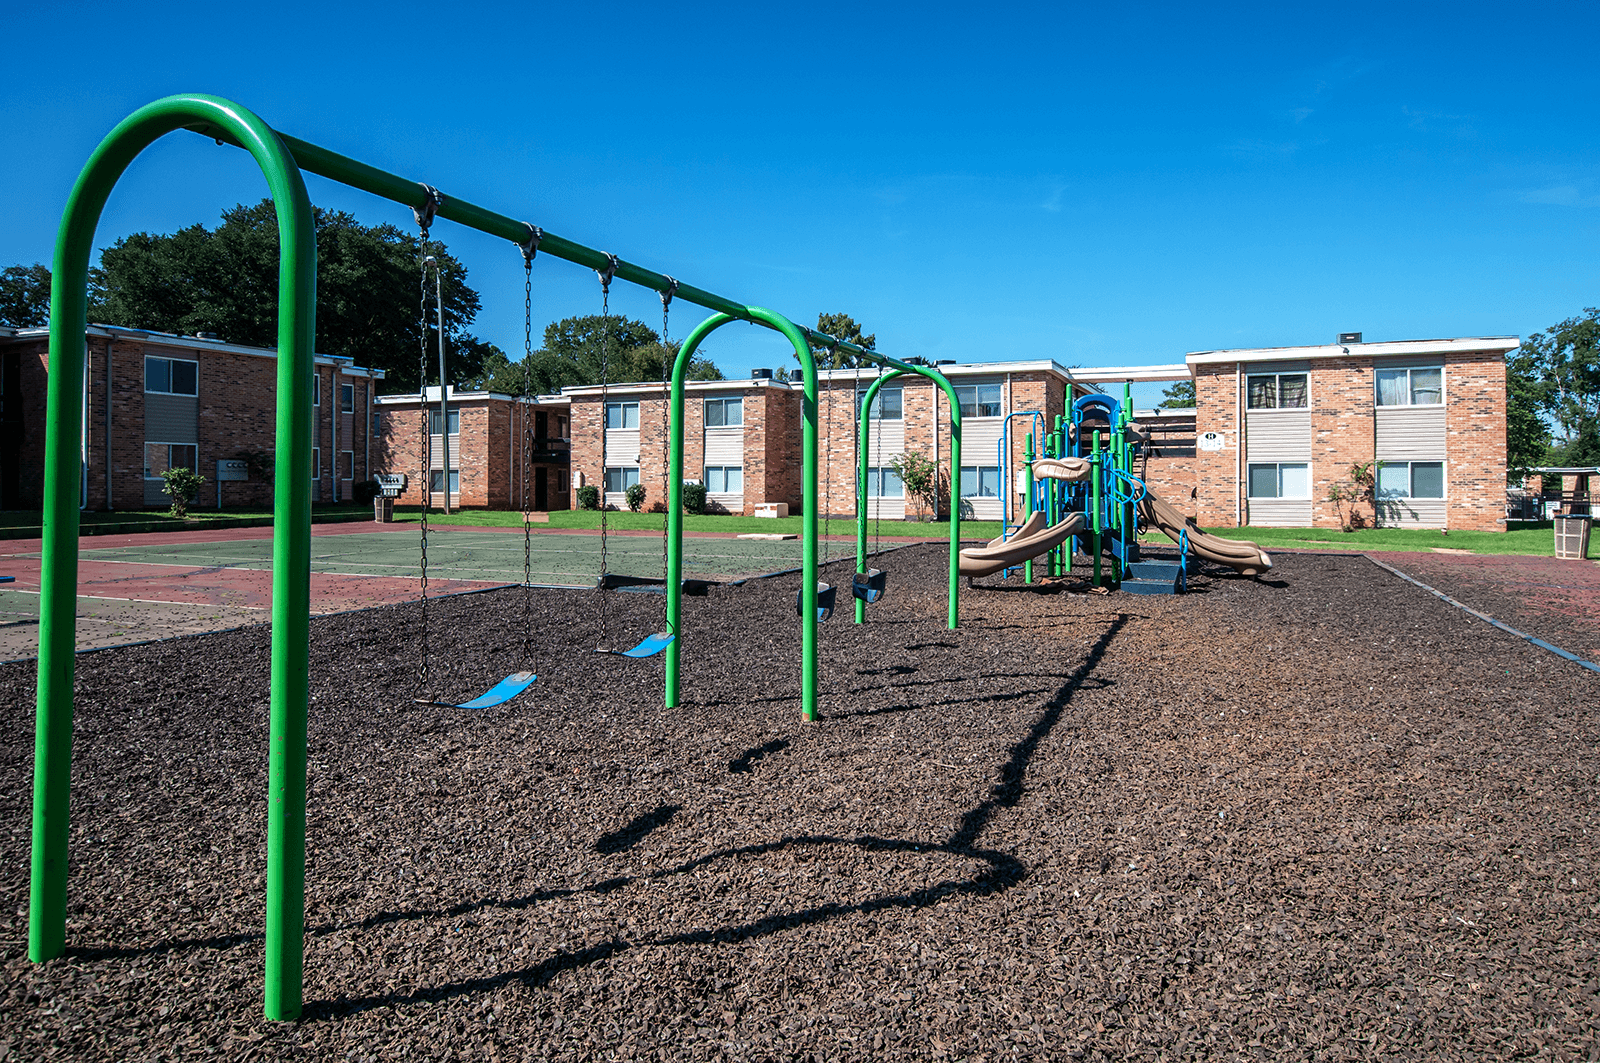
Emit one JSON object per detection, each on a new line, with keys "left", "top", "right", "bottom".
{"left": 1338, "top": 332, "right": 1362, "bottom": 345}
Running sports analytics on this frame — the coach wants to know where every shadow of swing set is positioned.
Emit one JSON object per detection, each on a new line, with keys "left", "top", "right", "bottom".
{"left": 26, "top": 94, "right": 969, "bottom": 1021}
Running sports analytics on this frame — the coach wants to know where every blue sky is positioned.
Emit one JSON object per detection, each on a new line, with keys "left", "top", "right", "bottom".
{"left": 5, "top": 1, "right": 1598, "bottom": 408}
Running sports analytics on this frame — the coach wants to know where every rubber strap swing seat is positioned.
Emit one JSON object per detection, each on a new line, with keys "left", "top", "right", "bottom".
{"left": 851, "top": 568, "right": 887, "bottom": 604}
{"left": 796, "top": 581, "right": 837, "bottom": 623}
{"left": 415, "top": 670, "right": 538, "bottom": 711}
{"left": 597, "top": 632, "right": 676, "bottom": 659}
{"left": 596, "top": 573, "right": 714, "bottom": 596}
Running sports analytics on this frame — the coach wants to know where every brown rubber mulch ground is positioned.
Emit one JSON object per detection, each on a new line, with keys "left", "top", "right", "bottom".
{"left": 2, "top": 546, "right": 1597, "bottom": 1060}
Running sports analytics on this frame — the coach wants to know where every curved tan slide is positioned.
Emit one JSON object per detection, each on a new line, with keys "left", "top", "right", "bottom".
{"left": 959, "top": 511, "right": 1087, "bottom": 578}
{"left": 1138, "top": 489, "right": 1272, "bottom": 576}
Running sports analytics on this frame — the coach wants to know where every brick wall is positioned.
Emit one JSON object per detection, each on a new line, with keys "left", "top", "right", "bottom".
{"left": 199, "top": 347, "right": 278, "bottom": 510}
{"left": 1444, "top": 350, "right": 1508, "bottom": 531}
{"left": 1308, "top": 357, "right": 1375, "bottom": 528}
{"left": 742, "top": 385, "right": 802, "bottom": 513}
{"left": 1193, "top": 363, "right": 1241, "bottom": 527}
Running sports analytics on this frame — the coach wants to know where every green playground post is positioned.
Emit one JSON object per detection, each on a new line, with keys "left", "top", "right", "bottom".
{"left": 854, "top": 367, "right": 962, "bottom": 626}
{"left": 1091, "top": 429, "right": 1103, "bottom": 588}
{"left": 30, "top": 94, "right": 316, "bottom": 1021}
{"left": 1023, "top": 435, "right": 1035, "bottom": 584}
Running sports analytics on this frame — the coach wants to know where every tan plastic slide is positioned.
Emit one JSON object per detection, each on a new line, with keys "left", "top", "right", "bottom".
{"left": 1138, "top": 489, "right": 1272, "bottom": 576}
{"left": 957, "top": 455, "right": 1093, "bottom": 578}
{"left": 959, "top": 511, "right": 1087, "bottom": 578}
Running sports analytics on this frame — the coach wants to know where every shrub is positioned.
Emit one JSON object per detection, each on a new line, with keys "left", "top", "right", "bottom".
{"left": 576, "top": 484, "right": 601, "bottom": 510}
{"left": 889, "top": 451, "right": 950, "bottom": 519}
{"left": 681, "top": 481, "right": 708, "bottom": 515}
{"left": 235, "top": 449, "right": 274, "bottom": 485}
{"left": 1326, "top": 460, "right": 1383, "bottom": 532}
{"left": 352, "top": 479, "right": 381, "bottom": 505}
{"left": 160, "top": 467, "right": 206, "bottom": 518}
{"left": 625, "top": 482, "right": 647, "bottom": 512}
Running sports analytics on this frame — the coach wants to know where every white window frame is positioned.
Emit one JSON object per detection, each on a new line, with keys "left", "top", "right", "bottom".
{"left": 1377, "top": 460, "right": 1446, "bottom": 500}
{"left": 605, "top": 401, "right": 639, "bottom": 429}
{"left": 859, "top": 387, "right": 904, "bottom": 420}
{"left": 956, "top": 384, "right": 1002, "bottom": 419}
{"left": 1375, "top": 366, "right": 1444, "bottom": 407}
{"left": 704, "top": 397, "right": 743, "bottom": 427}
{"left": 429, "top": 468, "right": 461, "bottom": 494}
{"left": 429, "top": 409, "right": 461, "bottom": 435}
{"left": 959, "top": 465, "right": 1001, "bottom": 498}
{"left": 311, "top": 446, "right": 320, "bottom": 479}
{"left": 704, "top": 465, "right": 744, "bottom": 493}
{"left": 866, "top": 466, "right": 904, "bottom": 497}
{"left": 340, "top": 449, "right": 355, "bottom": 481}
{"left": 604, "top": 466, "right": 640, "bottom": 494}
{"left": 144, "top": 356, "right": 199, "bottom": 397}
{"left": 312, "top": 373, "right": 319, "bottom": 406}
{"left": 143, "top": 442, "right": 198, "bottom": 479}
{"left": 1246, "top": 372, "right": 1309, "bottom": 410}
{"left": 1247, "top": 462, "right": 1311, "bottom": 499}
{"left": 339, "top": 382, "right": 355, "bottom": 414}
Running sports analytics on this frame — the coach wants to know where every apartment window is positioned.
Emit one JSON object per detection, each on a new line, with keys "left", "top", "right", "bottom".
{"left": 1247, "top": 462, "right": 1310, "bottom": 498}
{"left": 144, "top": 356, "right": 198, "bottom": 396}
{"left": 705, "top": 466, "right": 744, "bottom": 493}
{"left": 705, "top": 397, "right": 743, "bottom": 426}
{"left": 556, "top": 470, "right": 570, "bottom": 493}
{"left": 312, "top": 374, "right": 319, "bottom": 406}
{"left": 956, "top": 383, "right": 1002, "bottom": 418}
{"left": 311, "top": 447, "right": 320, "bottom": 478}
{"left": 1246, "top": 373, "right": 1308, "bottom": 410}
{"left": 555, "top": 415, "right": 569, "bottom": 438}
{"left": 960, "top": 465, "right": 1001, "bottom": 498}
{"left": 144, "top": 443, "right": 198, "bottom": 479}
{"left": 604, "top": 466, "right": 640, "bottom": 494}
{"left": 1376, "top": 367, "right": 1442, "bottom": 406}
{"left": 865, "top": 466, "right": 904, "bottom": 497}
{"left": 372, "top": 412, "right": 381, "bottom": 433}
{"left": 429, "top": 469, "right": 461, "bottom": 494}
{"left": 429, "top": 409, "right": 461, "bottom": 434}
{"left": 340, "top": 383, "right": 355, "bottom": 413}
{"left": 605, "top": 401, "right": 639, "bottom": 429}
{"left": 1377, "top": 461, "right": 1444, "bottom": 499}
{"left": 340, "top": 450, "right": 354, "bottom": 481}
{"left": 859, "top": 387, "right": 903, "bottom": 420}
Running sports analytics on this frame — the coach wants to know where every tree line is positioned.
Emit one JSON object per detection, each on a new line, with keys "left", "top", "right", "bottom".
{"left": 0, "top": 200, "right": 723, "bottom": 393}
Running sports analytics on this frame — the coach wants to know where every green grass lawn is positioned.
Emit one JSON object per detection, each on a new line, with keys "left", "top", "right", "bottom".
{"left": 396, "top": 507, "right": 1008, "bottom": 541}
{"left": 1140, "top": 521, "right": 1565, "bottom": 556}
{"left": 0, "top": 504, "right": 378, "bottom": 532}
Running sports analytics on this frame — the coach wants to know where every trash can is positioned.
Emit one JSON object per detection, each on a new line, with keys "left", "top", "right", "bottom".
{"left": 1555, "top": 514, "right": 1591, "bottom": 559}
{"left": 373, "top": 497, "right": 394, "bottom": 523}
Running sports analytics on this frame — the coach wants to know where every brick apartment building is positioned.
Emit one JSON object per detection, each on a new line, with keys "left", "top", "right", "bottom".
{"left": 0, "top": 325, "right": 384, "bottom": 511}
{"left": 373, "top": 388, "right": 572, "bottom": 511}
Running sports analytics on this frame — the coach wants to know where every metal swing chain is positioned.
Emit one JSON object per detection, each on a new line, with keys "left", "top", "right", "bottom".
{"left": 414, "top": 190, "right": 442, "bottom": 694}
{"left": 595, "top": 254, "right": 619, "bottom": 651}
{"left": 871, "top": 359, "right": 884, "bottom": 564}
{"left": 821, "top": 344, "right": 838, "bottom": 567}
{"left": 658, "top": 278, "right": 678, "bottom": 635}
{"left": 520, "top": 225, "right": 542, "bottom": 667}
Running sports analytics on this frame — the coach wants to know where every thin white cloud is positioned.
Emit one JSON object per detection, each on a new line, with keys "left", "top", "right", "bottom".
{"left": 1520, "top": 185, "right": 1600, "bottom": 207}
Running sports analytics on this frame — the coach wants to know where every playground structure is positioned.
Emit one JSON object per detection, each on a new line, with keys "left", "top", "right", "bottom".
{"left": 967, "top": 384, "right": 1272, "bottom": 591}
{"left": 28, "top": 93, "right": 964, "bottom": 1021}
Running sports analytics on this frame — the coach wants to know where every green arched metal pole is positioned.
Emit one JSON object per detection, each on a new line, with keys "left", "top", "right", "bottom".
{"left": 28, "top": 94, "right": 316, "bottom": 1021}
{"left": 667, "top": 310, "right": 821, "bottom": 720}
{"left": 854, "top": 369, "right": 962, "bottom": 627}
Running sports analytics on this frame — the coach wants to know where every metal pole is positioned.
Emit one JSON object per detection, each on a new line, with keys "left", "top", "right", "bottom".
{"left": 1023, "top": 434, "right": 1035, "bottom": 584}
{"left": 31, "top": 93, "right": 316, "bottom": 1021}
{"left": 1091, "top": 429, "right": 1103, "bottom": 588}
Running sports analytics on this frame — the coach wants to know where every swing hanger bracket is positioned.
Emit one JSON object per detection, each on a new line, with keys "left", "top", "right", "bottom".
{"left": 413, "top": 184, "right": 445, "bottom": 236}
{"left": 519, "top": 223, "right": 544, "bottom": 264}
{"left": 659, "top": 276, "right": 679, "bottom": 308}
{"left": 596, "top": 253, "right": 619, "bottom": 293}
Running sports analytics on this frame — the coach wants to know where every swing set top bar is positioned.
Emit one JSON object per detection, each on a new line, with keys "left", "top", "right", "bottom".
{"left": 189, "top": 122, "right": 910, "bottom": 373}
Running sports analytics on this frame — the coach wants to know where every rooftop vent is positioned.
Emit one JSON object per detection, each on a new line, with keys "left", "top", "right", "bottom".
{"left": 751, "top": 368, "right": 773, "bottom": 380}
{"left": 789, "top": 369, "right": 804, "bottom": 382}
{"left": 937, "top": 359, "right": 956, "bottom": 366}
{"left": 1337, "top": 332, "right": 1362, "bottom": 345}
{"left": 195, "top": 331, "right": 223, "bottom": 341}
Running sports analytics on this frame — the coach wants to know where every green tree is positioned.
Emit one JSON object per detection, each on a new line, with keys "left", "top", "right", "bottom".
{"left": 801, "top": 312, "right": 877, "bottom": 369}
{"left": 1505, "top": 348, "right": 1552, "bottom": 480}
{"left": 489, "top": 315, "right": 721, "bottom": 396}
{"left": 1515, "top": 310, "right": 1600, "bottom": 469}
{"left": 88, "top": 200, "right": 497, "bottom": 393}
{"left": 1158, "top": 380, "right": 1196, "bottom": 409}
{"left": 0, "top": 263, "right": 51, "bottom": 327}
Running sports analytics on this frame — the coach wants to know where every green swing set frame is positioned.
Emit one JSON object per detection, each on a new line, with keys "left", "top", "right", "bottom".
{"left": 28, "top": 93, "right": 964, "bottom": 1020}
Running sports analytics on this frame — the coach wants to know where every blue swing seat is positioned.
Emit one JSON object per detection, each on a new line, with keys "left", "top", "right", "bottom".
{"left": 417, "top": 670, "right": 537, "bottom": 711}
{"left": 0, "top": 576, "right": 13, "bottom": 583}
{"left": 601, "top": 632, "right": 675, "bottom": 658}
{"left": 795, "top": 582, "right": 836, "bottom": 623}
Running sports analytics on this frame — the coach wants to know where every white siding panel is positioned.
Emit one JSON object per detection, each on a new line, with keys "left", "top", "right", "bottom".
{"left": 1375, "top": 407, "right": 1447, "bottom": 460}
{"left": 963, "top": 418, "right": 1004, "bottom": 465}
{"left": 605, "top": 428, "right": 641, "bottom": 465}
{"left": 964, "top": 496, "right": 1004, "bottom": 520}
{"left": 1245, "top": 411, "right": 1311, "bottom": 461}
{"left": 867, "top": 498, "right": 905, "bottom": 520}
{"left": 865, "top": 421, "right": 905, "bottom": 464}
{"left": 1377, "top": 498, "right": 1448, "bottom": 528}
{"left": 428, "top": 435, "right": 461, "bottom": 467}
{"left": 707, "top": 491, "right": 744, "bottom": 514}
{"left": 145, "top": 393, "right": 198, "bottom": 443}
{"left": 704, "top": 426, "right": 742, "bottom": 465}
{"left": 1247, "top": 499, "right": 1313, "bottom": 527}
